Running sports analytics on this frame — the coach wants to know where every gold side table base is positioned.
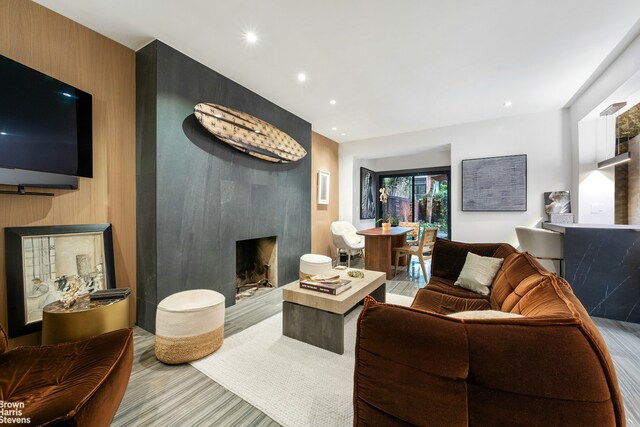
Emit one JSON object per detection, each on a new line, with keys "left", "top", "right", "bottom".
{"left": 41, "top": 296, "right": 130, "bottom": 345}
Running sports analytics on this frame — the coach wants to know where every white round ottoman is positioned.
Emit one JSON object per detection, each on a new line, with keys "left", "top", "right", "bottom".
{"left": 155, "top": 289, "right": 225, "bottom": 364}
{"left": 299, "top": 254, "right": 332, "bottom": 280}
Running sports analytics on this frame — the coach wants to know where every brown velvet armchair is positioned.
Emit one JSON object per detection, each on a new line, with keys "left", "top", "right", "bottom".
{"left": 0, "top": 325, "right": 133, "bottom": 426}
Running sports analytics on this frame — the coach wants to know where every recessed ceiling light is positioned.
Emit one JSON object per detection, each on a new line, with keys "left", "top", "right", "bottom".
{"left": 329, "top": 100, "right": 336, "bottom": 105}
{"left": 331, "top": 127, "right": 337, "bottom": 131}
{"left": 341, "top": 133, "right": 346, "bottom": 136}
{"left": 0, "top": 131, "right": 7, "bottom": 135}
{"left": 504, "top": 100, "right": 513, "bottom": 107}
{"left": 297, "top": 73, "right": 307, "bottom": 82}
{"left": 245, "top": 32, "right": 257, "bottom": 43}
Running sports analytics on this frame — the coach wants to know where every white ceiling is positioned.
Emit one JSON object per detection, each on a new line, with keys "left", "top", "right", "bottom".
{"left": 34, "top": 0, "right": 640, "bottom": 143}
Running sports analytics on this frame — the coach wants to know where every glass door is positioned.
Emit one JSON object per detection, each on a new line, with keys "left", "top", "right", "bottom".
{"left": 379, "top": 169, "right": 450, "bottom": 239}
{"left": 380, "top": 176, "right": 412, "bottom": 223}
{"left": 414, "top": 174, "right": 448, "bottom": 238}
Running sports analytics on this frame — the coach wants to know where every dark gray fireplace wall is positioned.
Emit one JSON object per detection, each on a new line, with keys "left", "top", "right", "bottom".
{"left": 136, "top": 40, "right": 311, "bottom": 332}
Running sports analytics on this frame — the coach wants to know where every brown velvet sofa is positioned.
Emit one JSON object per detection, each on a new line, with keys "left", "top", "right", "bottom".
{"left": 354, "top": 238, "right": 625, "bottom": 427}
{"left": 0, "top": 325, "right": 133, "bottom": 426}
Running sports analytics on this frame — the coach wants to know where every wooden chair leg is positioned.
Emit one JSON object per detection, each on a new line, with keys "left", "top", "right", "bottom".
{"left": 348, "top": 252, "right": 351, "bottom": 268}
{"left": 394, "top": 250, "right": 401, "bottom": 276}
{"left": 418, "top": 254, "right": 427, "bottom": 280}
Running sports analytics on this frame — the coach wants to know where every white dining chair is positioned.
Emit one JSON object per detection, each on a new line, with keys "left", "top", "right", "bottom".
{"left": 330, "top": 221, "right": 365, "bottom": 267}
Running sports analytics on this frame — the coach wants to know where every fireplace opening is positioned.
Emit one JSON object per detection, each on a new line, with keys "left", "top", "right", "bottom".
{"left": 236, "top": 236, "right": 277, "bottom": 302}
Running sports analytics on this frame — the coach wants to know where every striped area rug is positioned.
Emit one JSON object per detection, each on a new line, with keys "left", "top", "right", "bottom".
{"left": 191, "top": 293, "right": 412, "bottom": 427}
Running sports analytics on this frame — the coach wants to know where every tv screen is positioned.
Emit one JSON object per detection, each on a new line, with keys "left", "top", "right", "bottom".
{"left": 0, "top": 55, "right": 92, "bottom": 178}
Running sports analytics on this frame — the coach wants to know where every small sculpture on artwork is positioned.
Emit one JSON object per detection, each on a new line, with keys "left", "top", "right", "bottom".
{"left": 544, "top": 191, "right": 574, "bottom": 223}
{"left": 60, "top": 276, "right": 84, "bottom": 309}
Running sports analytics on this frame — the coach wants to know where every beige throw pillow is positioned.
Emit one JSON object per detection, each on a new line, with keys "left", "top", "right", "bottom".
{"left": 454, "top": 252, "right": 504, "bottom": 296}
{"left": 448, "top": 310, "right": 524, "bottom": 319}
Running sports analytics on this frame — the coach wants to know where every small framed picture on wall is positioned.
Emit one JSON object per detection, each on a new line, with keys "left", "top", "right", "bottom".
{"left": 360, "top": 167, "right": 377, "bottom": 219}
{"left": 318, "top": 171, "right": 330, "bottom": 205}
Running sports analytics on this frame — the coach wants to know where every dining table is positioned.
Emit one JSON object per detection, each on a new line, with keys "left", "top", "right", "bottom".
{"left": 356, "top": 226, "right": 414, "bottom": 279}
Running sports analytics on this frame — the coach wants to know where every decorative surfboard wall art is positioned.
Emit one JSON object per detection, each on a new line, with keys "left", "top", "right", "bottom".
{"left": 194, "top": 103, "right": 307, "bottom": 163}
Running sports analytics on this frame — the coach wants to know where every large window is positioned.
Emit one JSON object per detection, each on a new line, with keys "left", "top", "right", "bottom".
{"left": 378, "top": 169, "right": 450, "bottom": 239}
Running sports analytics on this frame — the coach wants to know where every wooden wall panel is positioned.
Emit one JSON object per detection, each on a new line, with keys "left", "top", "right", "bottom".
{"left": 311, "top": 132, "right": 340, "bottom": 258}
{"left": 0, "top": 0, "right": 136, "bottom": 347}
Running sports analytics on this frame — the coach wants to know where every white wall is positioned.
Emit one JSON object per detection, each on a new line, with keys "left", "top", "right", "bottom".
{"left": 339, "top": 110, "right": 571, "bottom": 246}
{"left": 576, "top": 118, "right": 616, "bottom": 224}
{"left": 568, "top": 31, "right": 640, "bottom": 220}
{"left": 339, "top": 144, "right": 451, "bottom": 230}
{"left": 572, "top": 79, "right": 640, "bottom": 224}
{"left": 344, "top": 149, "right": 452, "bottom": 230}
{"left": 373, "top": 149, "right": 451, "bottom": 172}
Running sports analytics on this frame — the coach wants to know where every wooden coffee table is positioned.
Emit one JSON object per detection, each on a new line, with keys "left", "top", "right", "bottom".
{"left": 282, "top": 268, "right": 385, "bottom": 354}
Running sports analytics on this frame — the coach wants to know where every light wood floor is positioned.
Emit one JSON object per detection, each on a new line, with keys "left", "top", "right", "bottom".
{"left": 114, "top": 259, "right": 640, "bottom": 426}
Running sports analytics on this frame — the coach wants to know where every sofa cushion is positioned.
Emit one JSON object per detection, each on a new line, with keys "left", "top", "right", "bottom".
{"left": 0, "top": 328, "right": 133, "bottom": 426}
{"left": 412, "top": 288, "right": 491, "bottom": 314}
{"left": 490, "top": 252, "right": 554, "bottom": 312}
{"left": 431, "top": 238, "right": 517, "bottom": 282}
{"left": 454, "top": 252, "right": 504, "bottom": 296}
{"left": 427, "top": 277, "right": 490, "bottom": 300}
{"left": 464, "top": 277, "right": 616, "bottom": 408}
{"left": 510, "top": 277, "right": 576, "bottom": 318}
{"left": 448, "top": 310, "right": 524, "bottom": 319}
{"left": 356, "top": 297, "right": 470, "bottom": 426}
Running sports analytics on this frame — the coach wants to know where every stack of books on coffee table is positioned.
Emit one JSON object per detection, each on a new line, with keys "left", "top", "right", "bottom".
{"left": 300, "top": 274, "right": 352, "bottom": 295}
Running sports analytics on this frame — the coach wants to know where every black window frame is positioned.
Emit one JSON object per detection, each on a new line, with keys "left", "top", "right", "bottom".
{"left": 377, "top": 166, "right": 451, "bottom": 240}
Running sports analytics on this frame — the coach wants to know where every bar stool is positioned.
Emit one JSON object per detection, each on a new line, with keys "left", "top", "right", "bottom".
{"left": 515, "top": 226, "right": 564, "bottom": 276}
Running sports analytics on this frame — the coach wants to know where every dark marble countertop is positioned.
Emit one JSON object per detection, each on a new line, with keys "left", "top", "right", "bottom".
{"left": 543, "top": 222, "right": 640, "bottom": 233}
{"left": 544, "top": 222, "right": 640, "bottom": 323}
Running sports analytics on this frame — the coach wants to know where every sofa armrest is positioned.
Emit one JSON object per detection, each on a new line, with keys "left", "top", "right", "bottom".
{"left": 355, "top": 297, "right": 620, "bottom": 427}
{"left": 354, "top": 297, "right": 470, "bottom": 426}
{"left": 0, "top": 324, "right": 7, "bottom": 354}
{"left": 463, "top": 319, "right": 620, "bottom": 427}
{"left": 1, "top": 328, "right": 133, "bottom": 426}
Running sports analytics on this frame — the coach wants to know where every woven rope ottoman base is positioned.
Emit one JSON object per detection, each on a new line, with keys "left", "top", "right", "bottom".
{"left": 155, "top": 289, "right": 225, "bottom": 364}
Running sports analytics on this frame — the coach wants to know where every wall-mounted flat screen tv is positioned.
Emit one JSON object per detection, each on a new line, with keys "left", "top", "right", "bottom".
{"left": 0, "top": 54, "right": 92, "bottom": 178}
